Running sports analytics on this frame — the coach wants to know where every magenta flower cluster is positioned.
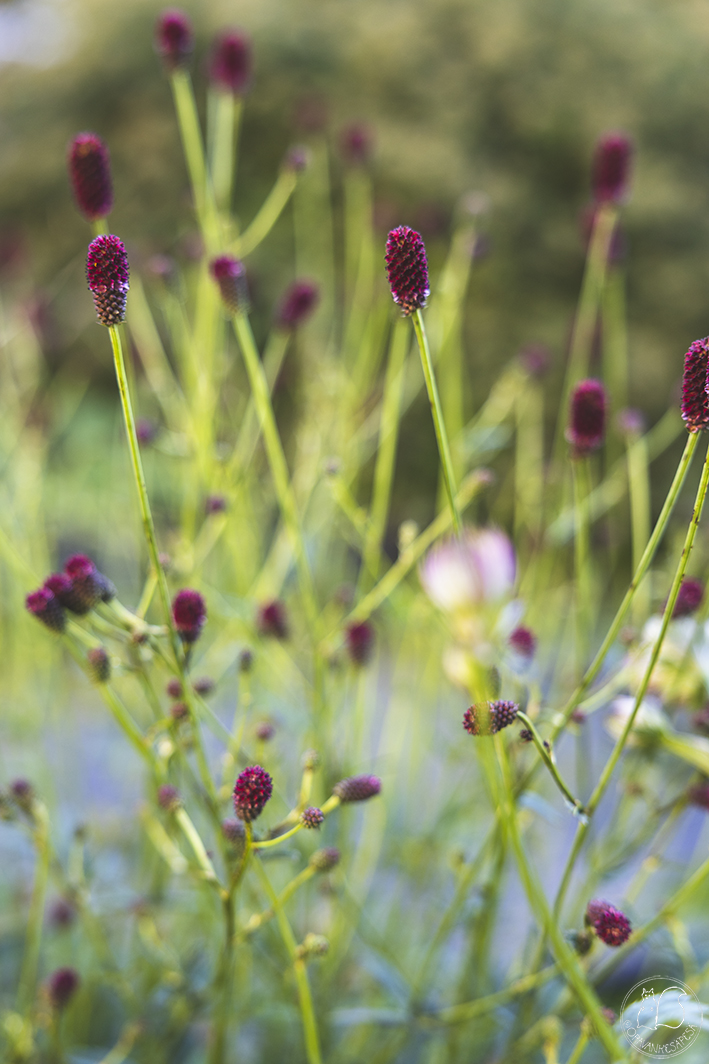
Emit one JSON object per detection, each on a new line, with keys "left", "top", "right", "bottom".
{"left": 233, "top": 765, "right": 273, "bottom": 822}
{"left": 172, "top": 589, "right": 207, "bottom": 644}
{"left": 567, "top": 379, "right": 607, "bottom": 457}
{"left": 585, "top": 899, "right": 632, "bottom": 947}
{"left": 26, "top": 554, "right": 114, "bottom": 632}
{"left": 68, "top": 133, "right": 113, "bottom": 221}
{"left": 209, "top": 30, "right": 252, "bottom": 94}
{"left": 86, "top": 235, "right": 130, "bottom": 327}
{"left": 681, "top": 338, "right": 709, "bottom": 433}
{"left": 592, "top": 134, "right": 632, "bottom": 204}
{"left": 463, "top": 701, "right": 519, "bottom": 736}
{"left": 385, "top": 226, "right": 430, "bottom": 315}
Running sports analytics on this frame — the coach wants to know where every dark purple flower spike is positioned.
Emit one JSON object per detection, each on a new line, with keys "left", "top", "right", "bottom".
{"left": 68, "top": 133, "right": 113, "bottom": 221}
{"left": 155, "top": 9, "right": 193, "bottom": 71}
{"left": 566, "top": 379, "right": 607, "bottom": 457}
{"left": 172, "top": 589, "right": 206, "bottom": 644}
{"left": 276, "top": 280, "right": 320, "bottom": 330}
{"left": 86, "top": 235, "right": 130, "bottom": 327}
{"left": 26, "top": 587, "right": 66, "bottom": 633}
{"left": 332, "top": 775, "right": 381, "bottom": 803}
{"left": 681, "top": 338, "right": 709, "bottom": 433}
{"left": 385, "top": 226, "right": 430, "bottom": 315}
{"left": 463, "top": 701, "right": 519, "bottom": 736}
{"left": 210, "top": 255, "right": 248, "bottom": 314}
{"left": 592, "top": 134, "right": 632, "bottom": 204}
{"left": 233, "top": 766, "right": 273, "bottom": 821}
{"left": 209, "top": 30, "right": 252, "bottom": 94}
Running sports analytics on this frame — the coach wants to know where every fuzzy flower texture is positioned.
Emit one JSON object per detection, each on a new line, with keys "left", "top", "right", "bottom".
{"left": 211, "top": 255, "right": 249, "bottom": 315}
{"left": 233, "top": 765, "right": 273, "bottom": 822}
{"left": 681, "top": 337, "right": 709, "bottom": 433}
{"left": 172, "top": 589, "right": 207, "bottom": 644}
{"left": 463, "top": 700, "right": 519, "bottom": 736}
{"left": 68, "top": 133, "right": 113, "bottom": 221}
{"left": 585, "top": 899, "right": 632, "bottom": 947}
{"left": 155, "top": 9, "right": 193, "bottom": 70}
{"left": 26, "top": 553, "right": 114, "bottom": 633}
{"left": 592, "top": 134, "right": 632, "bottom": 204}
{"left": 209, "top": 30, "right": 252, "bottom": 94}
{"left": 385, "top": 226, "right": 430, "bottom": 315}
{"left": 86, "top": 235, "right": 130, "bottom": 327}
{"left": 567, "top": 379, "right": 607, "bottom": 457}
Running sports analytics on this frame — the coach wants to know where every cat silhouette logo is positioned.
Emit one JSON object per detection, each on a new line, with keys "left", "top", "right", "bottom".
{"left": 621, "top": 976, "right": 702, "bottom": 1057}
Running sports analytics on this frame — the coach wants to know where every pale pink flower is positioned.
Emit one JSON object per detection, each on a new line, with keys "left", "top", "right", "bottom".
{"left": 420, "top": 529, "right": 516, "bottom": 612}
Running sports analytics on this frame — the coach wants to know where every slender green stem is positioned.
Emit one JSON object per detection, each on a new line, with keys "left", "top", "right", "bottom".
{"left": 235, "top": 167, "right": 298, "bottom": 257}
{"left": 626, "top": 426, "right": 651, "bottom": 626}
{"left": 17, "top": 802, "right": 51, "bottom": 1014}
{"left": 494, "top": 738, "right": 624, "bottom": 1061}
{"left": 231, "top": 312, "right": 318, "bottom": 630}
{"left": 554, "top": 434, "right": 709, "bottom": 918}
{"left": 170, "top": 70, "right": 219, "bottom": 249}
{"left": 572, "top": 457, "right": 592, "bottom": 667}
{"left": 238, "top": 866, "right": 317, "bottom": 941}
{"left": 411, "top": 309, "right": 462, "bottom": 534}
{"left": 516, "top": 712, "right": 586, "bottom": 818}
{"left": 252, "top": 821, "right": 306, "bottom": 849}
{"left": 210, "top": 91, "right": 241, "bottom": 216}
{"left": 174, "top": 807, "right": 221, "bottom": 888}
{"left": 565, "top": 1030, "right": 590, "bottom": 1064}
{"left": 546, "top": 431, "right": 698, "bottom": 745}
{"left": 422, "top": 964, "right": 558, "bottom": 1027}
{"left": 251, "top": 856, "right": 322, "bottom": 1064}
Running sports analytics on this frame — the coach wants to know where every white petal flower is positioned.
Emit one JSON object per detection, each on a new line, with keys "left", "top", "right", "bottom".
{"left": 420, "top": 528, "right": 516, "bottom": 613}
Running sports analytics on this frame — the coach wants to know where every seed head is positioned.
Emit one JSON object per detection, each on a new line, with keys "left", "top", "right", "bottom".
{"left": 585, "top": 899, "right": 632, "bottom": 946}
{"left": 673, "top": 578, "right": 704, "bottom": 619}
{"left": 26, "top": 586, "right": 66, "bottom": 633}
{"left": 567, "top": 379, "right": 607, "bottom": 457}
{"left": 193, "top": 676, "right": 215, "bottom": 696}
{"left": 86, "top": 235, "right": 130, "bottom": 327}
{"left": 300, "top": 806, "right": 325, "bottom": 829}
{"left": 166, "top": 679, "right": 183, "bottom": 698}
{"left": 344, "top": 620, "right": 373, "bottom": 666}
{"left": 172, "top": 589, "right": 206, "bottom": 644}
{"left": 233, "top": 765, "right": 273, "bottom": 822}
{"left": 592, "top": 133, "right": 632, "bottom": 204}
{"left": 340, "top": 123, "right": 373, "bottom": 167}
{"left": 257, "top": 600, "right": 288, "bottom": 639}
{"left": 209, "top": 30, "right": 252, "bottom": 94}
{"left": 519, "top": 728, "right": 534, "bottom": 743}
{"left": 568, "top": 929, "right": 594, "bottom": 956}
{"left": 463, "top": 700, "right": 519, "bottom": 736}
{"left": 210, "top": 255, "right": 248, "bottom": 315}
{"left": 155, "top": 9, "right": 193, "bottom": 71}
{"left": 47, "top": 967, "right": 80, "bottom": 1010}
{"left": 310, "top": 847, "right": 340, "bottom": 872}
{"left": 276, "top": 280, "right": 320, "bottom": 330}
{"left": 509, "top": 625, "right": 536, "bottom": 659}
{"left": 302, "top": 749, "right": 320, "bottom": 771}
{"left": 333, "top": 774, "right": 381, "bottom": 803}
{"left": 681, "top": 338, "right": 709, "bottom": 433}
{"left": 68, "top": 133, "right": 113, "bottom": 221}
{"left": 385, "top": 226, "right": 430, "bottom": 315}
{"left": 87, "top": 647, "right": 110, "bottom": 684}
{"left": 239, "top": 647, "right": 254, "bottom": 672}
{"left": 157, "top": 784, "right": 181, "bottom": 812}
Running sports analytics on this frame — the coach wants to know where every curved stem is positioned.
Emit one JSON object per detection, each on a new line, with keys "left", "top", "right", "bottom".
{"left": 17, "top": 802, "right": 51, "bottom": 1014}
{"left": 516, "top": 711, "right": 586, "bottom": 819}
{"left": 235, "top": 168, "right": 298, "bottom": 257}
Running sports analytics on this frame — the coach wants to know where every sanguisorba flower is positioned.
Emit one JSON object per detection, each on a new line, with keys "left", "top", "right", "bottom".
{"left": 566, "top": 379, "right": 607, "bottom": 457}
{"left": 585, "top": 899, "right": 632, "bottom": 946}
{"left": 155, "top": 9, "right": 193, "bottom": 71}
{"left": 332, "top": 774, "right": 381, "bottom": 802}
{"left": 463, "top": 700, "right": 519, "bottom": 736}
{"left": 420, "top": 528, "right": 516, "bottom": 613}
{"left": 339, "top": 123, "right": 373, "bottom": 167}
{"left": 209, "top": 30, "right": 252, "bottom": 95}
{"left": 87, "top": 647, "right": 110, "bottom": 684}
{"left": 257, "top": 600, "right": 288, "bottom": 639}
{"left": 385, "top": 226, "right": 430, "bottom": 315}
{"left": 47, "top": 967, "right": 80, "bottom": 1010}
{"left": 233, "top": 765, "right": 273, "bottom": 821}
{"left": 508, "top": 625, "right": 537, "bottom": 659}
{"left": 300, "top": 806, "right": 325, "bottom": 829}
{"left": 210, "top": 255, "right": 249, "bottom": 315}
{"left": 592, "top": 133, "right": 632, "bottom": 204}
{"left": 681, "top": 338, "right": 709, "bottom": 433}
{"left": 26, "top": 587, "right": 66, "bottom": 633}
{"left": 86, "top": 235, "right": 130, "bottom": 327}
{"left": 345, "top": 620, "right": 374, "bottom": 666}
{"left": 672, "top": 578, "right": 704, "bottom": 619}
{"left": 172, "top": 588, "right": 207, "bottom": 643}
{"left": 68, "top": 133, "right": 113, "bottom": 221}
{"left": 276, "top": 280, "right": 320, "bottom": 330}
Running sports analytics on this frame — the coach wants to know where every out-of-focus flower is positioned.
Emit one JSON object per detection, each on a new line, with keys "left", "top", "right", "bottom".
{"left": 68, "top": 133, "right": 113, "bottom": 221}
{"left": 155, "top": 9, "right": 193, "bottom": 71}
{"left": 333, "top": 775, "right": 381, "bottom": 803}
{"left": 463, "top": 700, "right": 518, "bottom": 736}
{"left": 276, "top": 280, "right": 320, "bottom": 330}
{"left": 209, "top": 30, "right": 252, "bottom": 95}
{"left": 672, "top": 578, "right": 703, "bottom": 619}
{"left": 345, "top": 621, "right": 374, "bottom": 666}
{"left": 566, "top": 379, "right": 607, "bottom": 457}
{"left": 591, "top": 134, "right": 632, "bottom": 204}
{"left": 211, "top": 255, "right": 248, "bottom": 315}
{"left": 339, "top": 123, "right": 373, "bottom": 167}
{"left": 47, "top": 967, "right": 80, "bottom": 1010}
{"left": 257, "top": 600, "right": 288, "bottom": 639}
{"left": 420, "top": 528, "right": 516, "bottom": 613}
{"left": 585, "top": 899, "right": 632, "bottom": 946}
{"left": 172, "top": 589, "right": 206, "bottom": 643}
{"left": 508, "top": 625, "right": 537, "bottom": 659}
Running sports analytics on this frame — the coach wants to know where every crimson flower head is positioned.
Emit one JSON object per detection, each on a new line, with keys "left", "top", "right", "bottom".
{"left": 209, "top": 30, "right": 252, "bottom": 94}
{"left": 26, "top": 586, "right": 66, "bottom": 633}
{"left": 155, "top": 9, "right": 193, "bottom": 70}
{"left": 673, "top": 578, "right": 704, "bottom": 619}
{"left": 566, "top": 379, "right": 607, "bottom": 457}
{"left": 87, "top": 647, "right": 110, "bottom": 684}
{"left": 300, "top": 806, "right": 325, "bottom": 829}
{"left": 463, "top": 700, "right": 519, "bottom": 736}
{"left": 385, "top": 226, "right": 430, "bottom": 315}
{"left": 585, "top": 899, "right": 632, "bottom": 947}
{"left": 172, "top": 589, "right": 207, "bottom": 643}
{"left": 340, "top": 123, "right": 373, "bottom": 167}
{"left": 257, "top": 600, "right": 288, "bottom": 639}
{"left": 47, "top": 967, "right": 80, "bottom": 1010}
{"left": 592, "top": 133, "right": 632, "bottom": 204}
{"left": 333, "top": 774, "right": 381, "bottom": 803}
{"left": 86, "top": 235, "right": 130, "bottom": 327}
{"left": 210, "top": 255, "right": 248, "bottom": 315}
{"left": 509, "top": 626, "right": 537, "bottom": 659}
{"left": 64, "top": 553, "right": 114, "bottom": 610}
{"left": 233, "top": 765, "right": 273, "bottom": 821}
{"left": 345, "top": 621, "right": 374, "bottom": 666}
{"left": 68, "top": 133, "right": 113, "bottom": 221}
{"left": 681, "top": 338, "right": 709, "bottom": 433}
{"left": 157, "top": 784, "right": 181, "bottom": 811}
{"left": 276, "top": 280, "right": 320, "bottom": 330}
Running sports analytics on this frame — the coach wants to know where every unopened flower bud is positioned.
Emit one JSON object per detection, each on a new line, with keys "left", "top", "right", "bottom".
{"left": 585, "top": 899, "right": 631, "bottom": 946}
{"left": 302, "top": 749, "right": 320, "bottom": 771}
{"left": 68, "top": 133, "right": 113, "bottom": 221}
{"left": 509, "top": 626, "right": 536, "bottom": 659}
{"left": 672, "top": 578, "right": 703, "bottom": 619}
{"left": 296, "top": 932, "right": 329, "bottom": 960}
{"left": 26, "top": 586, "right": 66, "bottom": 633}
{"left": 385, "top": 226, "right": 430, "bottom": 315}
{"left": 48, "top": 898, "right": 76, "bottom": 929}
{"left": 310, "top": 847, "right": 340, "bottom": 872}
{"left": 47, "top": 967, "right": 80, "bottom": 1010}
{"left": 345, "top": 620, "right": 374, "bottom": 666}
{"left": 285, "top": 146, "right": 310, "bottom": 172}
{"left": 193, "top": 676, "right": 215, "bottom": 696}
{"left": 10, "top": 779, "right": 34, "bottom": 811}
{"left": 239, "top": 647, "right": 254, "bottom": 672}
{"left": 157, "top": 784, "right": 181, "bottom": 812}
{"left": 86, "top": 235, "right": 129, "bottom": 327}
{"left": 681, "top": 338, "right": 709, "bottom": 433}
{"left": 172, "top": 589, "right": 206, "bottom": 644}
{"left": 276, "top": 280, "right": 320, "bottom": 331}
{"left": 209, "top": 30, "right": 252, "bottom": 95}
{"left": 339, "top": 123, "right": 373, "bottom": 167}
{"left": 210, "top": 255, "right": 248, "bottom": 315}
{"left": 463, "top": 700, "right": 519, "bottom": 736}
{"left": 333, "top": 774, "right": 381, "bottom": 803}
{"left": 233, "top": 765, "right": 273, "bottom": 822}
{"left": 567, "top": 379, "right": 607, "bottom": 457}
{"left": 592, "top": 133, "right": 632, "bottom": 204}
{"left": 257, "top": 600, "right": 288, "bottom": 639}
{"left": 170, "top": 701, "right": 189, "bottom": 722}
{"left": 300, "top": 806, "right": 325, "bottom": 829}
{"left": 87, "top": 647, "right": 110, "bottom": 684}
{"left": 222, "top": 817, "right": 246, "bottom": 844}
{"left": 205, "top": 494, "right": 227, "bottom": 515}
{"left": 567, "top": 929, "right": 594, "bottom": 956}
{"left": 255, "top": 721, "right": 275, "bottom": 742}
{"left": 166, "top": 679, "right": 183, "bottom": 698}
{"left": 155, "top": 9, "right": 193, "bottom": 71}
